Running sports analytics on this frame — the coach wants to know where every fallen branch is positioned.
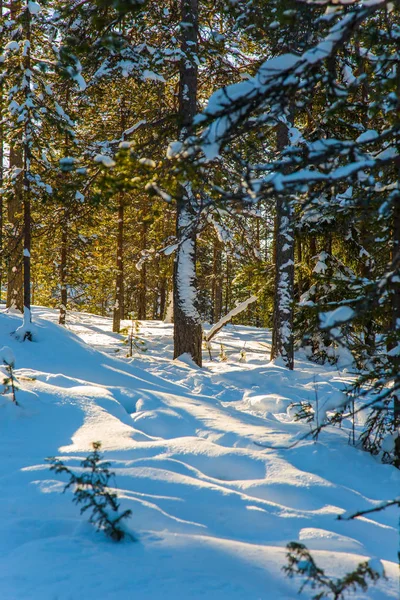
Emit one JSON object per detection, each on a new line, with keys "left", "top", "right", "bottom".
{"left": 204, "top": 296, "right": 258, "bottom": 343}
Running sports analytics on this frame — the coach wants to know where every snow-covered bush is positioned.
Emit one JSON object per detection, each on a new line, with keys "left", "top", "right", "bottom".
{"left": 47, "top": 442, "right": 133, "bottom": 542}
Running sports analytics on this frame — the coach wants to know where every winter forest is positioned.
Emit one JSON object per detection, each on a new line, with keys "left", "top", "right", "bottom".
{"left": 0, "top": 0, "right": 399, "bottom": 599}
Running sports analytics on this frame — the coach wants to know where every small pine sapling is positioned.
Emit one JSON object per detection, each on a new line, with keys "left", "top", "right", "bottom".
{"left": 47, "top": 442, "right": 133, "bottom": 542}
{"left": 219, "top": 343, "right": 228, "bottom": 362}
{"left": 283, "top": 542, "right": 383, "bottom": 600}
{"left": 124, "top": 314, "right": 147, "bottom": 358}
{"left": 1, "top": 346, "right": 19, "bottom": 405}
{"left": 239, "top": 345, "right": 247, "bottom": 363}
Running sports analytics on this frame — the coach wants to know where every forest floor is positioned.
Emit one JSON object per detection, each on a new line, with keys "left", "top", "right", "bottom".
{"left": 0, "top": 307, "right": 398, "bottom": 599}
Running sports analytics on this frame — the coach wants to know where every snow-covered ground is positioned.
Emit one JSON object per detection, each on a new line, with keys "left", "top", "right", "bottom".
{"left": 0, "top": 307, "right": 398, "bottom": 599}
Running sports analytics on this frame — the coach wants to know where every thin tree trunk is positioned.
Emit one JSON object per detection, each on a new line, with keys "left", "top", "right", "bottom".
{"left": 173, "top": 0, "right": 202, "bottom": 365}
{"left": 391, "top": 183, "right": 400, "bottom": 426}
{"left": 112, "top": 199, "right": 124, "bottom": 332}
{"left": 6, "top": 0, "right": 24, "bottom": 312}
{"left": 225, "top": 256, "right": 230, "bottom": 313}
{"left": 137, "top": 219, "right": 147, "bottom": 320}
{"left": 270, "top": 121, "right": 295, "bottom": 369}
{"left": 59, "top": 217, "right": 68, "bottom": 325}
{"left": 158, "top": 275, "right": 167, "bottom": 320}
{"left": 6, "top": 144, "right": 24, "bottom": 311}
{"left": 0, "top": 0, "right": 3, "bottom": 305}
{"left": 211, "top": 237, "right": 223, "bottom": 323}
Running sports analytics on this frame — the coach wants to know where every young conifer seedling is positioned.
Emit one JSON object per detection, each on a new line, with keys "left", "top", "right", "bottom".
{"left": 1, "top": 346, "right": 18, "bottom": 405}
{"left": 48, "top": 442, "right": 133, "bottom": 542}
{"left": 283, "top": 542, "right": 383, "bottom": 600}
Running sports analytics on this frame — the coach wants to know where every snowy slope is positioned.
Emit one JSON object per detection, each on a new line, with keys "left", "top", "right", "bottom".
{"left": 0, "top": 307, "right": 398, "bottom": 600}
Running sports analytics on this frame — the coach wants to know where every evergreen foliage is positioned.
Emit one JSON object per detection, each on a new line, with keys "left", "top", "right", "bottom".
{"left": 0, "top": 0, "right": 399, "bottom": 462}
{"left": 284, "top": 542, "right": 383, "bottom": 600}
{"left": 0, "top": 346, "right": 18, "bottom": 404}
{"left": 47, "top": 442, "right": 133, "bottom": 542}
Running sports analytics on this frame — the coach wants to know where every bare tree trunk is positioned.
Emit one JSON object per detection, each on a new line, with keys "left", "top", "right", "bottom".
{"left": 7, "top": 146, "right": 24, "bottom": 312}
{"left": 59, "top": 217, "right": 68, "bottom": 325}
{"left": 137, "top": 219, "right": 147, "bottom": 320}
{"left": 391, "top": 184, "right": 400, "bottom": 426}
{"left": 158, "top": 275, "right": 167, "bottom": 319}
{"left": 225, "top": 256, "right": 230, "bottom": 314}
{"left": 0, "top": 0, "right": 3, "bottom": 305}
{"left": 173, "top": 0, "right": 202, "bottom": 366}
{"left": 270, "top": 121, "right": 295, "bottom": 369}
{"left": 296, "top": 234, "right": 303, "bottom": 298}
{"left": 6, "top": 2, "right": 24, "bottom": 312}
{"left": 22, "top": 2, "right": 32, "bottom": 321}
{"left": 112, "top": 199, "right": 124, "bottom": 332}
{"left": 211, "top": 237, "right": 223, "bottom": 323}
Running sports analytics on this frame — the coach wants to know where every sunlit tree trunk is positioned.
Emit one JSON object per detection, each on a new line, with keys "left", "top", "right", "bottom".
{"left": 173, "top": 0, "right": 202, "bottom": 365}
{"left": 271, "top": 121, "right": 294, "bottom": 369}
{"left": 112, "top": 198, "right": 124, "bottom": 332}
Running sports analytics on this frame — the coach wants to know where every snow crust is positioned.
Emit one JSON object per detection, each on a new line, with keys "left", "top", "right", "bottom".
{"left": 0, "top": 307, "right": 398, "bottom": 599}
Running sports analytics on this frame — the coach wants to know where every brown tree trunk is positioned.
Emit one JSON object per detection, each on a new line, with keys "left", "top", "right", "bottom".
{"left": 7, "top": 146, "right": 24, "bottom": 312}
{"left": 0, "top": 0, "right": 3, "bottom": 304}
{"left": 391, "top": 190, "right": 400, "bottom": 426}
{"left": 158, "top": 275, "right": 167, "bottom": 320}
{"left": 225, "top": 256, "right": 230, "bottom": 313}
{"left": 112, "top": 199, "right": 124, "bottom": 332}
{"left": 59, "top": 217, "right": 68, "bottom": 325}
{"left": 173, "top": 0, "right": 202, "bottom": 366}
{"left": 270, "top": 121, "right": 295, "bottom": 369}
{"left": 211, "top": 237, "right": 223, "bottom": 323}
{"left": 137, "top": 219, "right": 147, "bottom": 320}
{"left": 22, "top": 3, "right": 32, "bottom": 321}
{"left": 6, "top": 0, "right": 23, "bottom": 314}
{"left": 296, "top": 234, "right": 303, "bottom": 298}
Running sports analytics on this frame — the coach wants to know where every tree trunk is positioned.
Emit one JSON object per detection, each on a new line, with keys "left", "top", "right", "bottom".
{"left": 158, "top": 275, "right": 167, "bottom": 320}
{"left": 211, "top": 237, "right": 223, "bottom": 323}
{"left": 0, "top": 0, "right": 3, "bottom": 305}
{"left": 59, "top": 217, "right": 68, "bottom": 325}
{"left": 270, "top": 121, "right": 295, "bottom": 369}
{"left": 7, "top": 145, "right": 24, "bottom": 312}
{"left": 6, "top": 1, "right": 24, "bottom": 313}
{"left": 112, "top": 199, "right": 124, "bottom": 332}
{"left": 22, "top": 3, "right": 32, "bottom": 321}
{"left": 173, "top": 0, "right": 202, "bottom": 366}
{"left": 225, "top": 256, "right": 230, "bottom": 313}
{"left": 137, "top": 219, "right": 147, "bottom": 320}
{"left": 391, "top": 188, "right": 400, "bottom": 426}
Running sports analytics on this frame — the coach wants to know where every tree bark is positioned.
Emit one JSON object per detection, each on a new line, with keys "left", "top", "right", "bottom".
{"left": 7, "top": 145, "right": 24, "bottom": 312}
{"left": 137, "top": 219, "right": 147, "bottom": 320}
{"left": 59, "top": 217, "right": 68, "bottom": 325}
{"left": 22, "top": 2, "right": 32, "bottom": 320}
{"left": 0, "top": 0, "right": 3, "bottom": 305}
{"left": 391, "top": 187, "right": 400, "bottom": 426}
{"left": 112, "top": 199, "right": 124, "bottom": 332}
{"left": 270, "top": 121, "right": 295, "bottom": 369}
{"left": 211, "top": 237, "right": 223, "bottom": 323}
{"left": 173, "top": 0, "right": 202, "bottom": 366}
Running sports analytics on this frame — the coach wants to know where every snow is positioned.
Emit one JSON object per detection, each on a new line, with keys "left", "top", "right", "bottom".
{"left": 320, "top": 306, "right": 355, "bottom": 329}
{"left": 28, "top": 1, "right": 41, "bottom": 15}
{"left": 14, "top": 307, "right": 38, "bottom": 341}
{"left": 94, "top": 154, "right": 116, "bottom": 168}
{"left": 0, "top": 306, "right": 398, "bottom": 599}
{"left": 0, "top": 345, "right": 15, "bottom": 366}
{"left": 142, "top": 70, "right": 166, "bottom": 83}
